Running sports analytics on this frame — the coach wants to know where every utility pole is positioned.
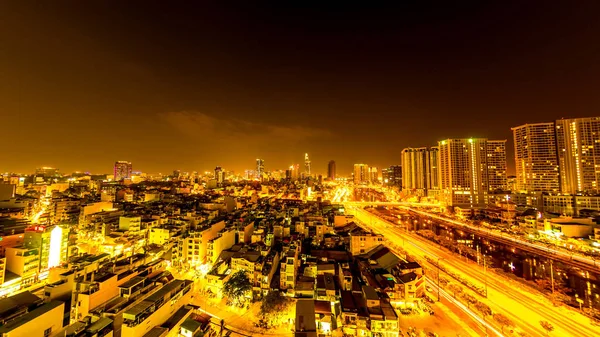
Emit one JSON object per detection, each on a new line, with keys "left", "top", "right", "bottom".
{"left": 483, "top": 254, "right": 488, "bottom": 298}
{"left": 437, "top": 257, "right": 444, "bottom": 302}
{"left": 550, "top": 259, "right": 555, "bottom": 294}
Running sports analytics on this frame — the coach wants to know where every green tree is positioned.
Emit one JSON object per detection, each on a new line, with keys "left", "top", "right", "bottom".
{"left": 259, "top": 291, "right": 294, "bottom": 326}
{"left": 223, "top": 270, "right": 252, "bottom": 304}
{"left": 462, "top": 293, "right": 477, "bottom": 308}
{"left": 539, "top": 321, "right": 554, "bottom": 336}
{"left": 474, "top": 301, "right": 492, "bottom": 317}
{"left": 447, "top": 283, "right": 463, "bottom": 298}
{"left": 493, "top": 313, "right": 513, "bottom": 333}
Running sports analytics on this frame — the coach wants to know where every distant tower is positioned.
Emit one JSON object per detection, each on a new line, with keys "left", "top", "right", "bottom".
{"left": 256, "top": 159, "right": 265, "bottom": 180}
{"left": 328, "top": 160, "right": 336, "bottom": 180}
{"left": 353, "top": 164, "right": 369, "bottom": 185}
{"left": 114, "top": 161, "right": 132, "bottom": 181}
{"left": 304, "top": 153, "right": 311, "bottom": 175}
{"left": 214, "top": 166, "right": 224, "bottom": 184}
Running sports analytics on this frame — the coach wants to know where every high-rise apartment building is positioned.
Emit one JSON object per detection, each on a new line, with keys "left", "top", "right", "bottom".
{"left": 256, "top": 159, "right": 265, "bottom": 180}
{"left": 401, "top": 147, "right": 439, "bottom": 193}
{"left": 214, "top": 166, "right": 224, "bottom": 184}
{"left": 426, "top": 147, "right": 439, "bottom": 190}
{"left": 438, "top": 138, "right": 507, "bottom": 207}
{"left": 382, "top": 165, "right": 402, "bottom": 187}
{"left": 369, "top": 167, "right": 379, "bottom": 183}
{"left": 327, "top": 160, "right": 336, "bottom": 180}
{"left": 555, "top": 117, "right": 600, "bottom": 194}
{"left": 353, "top": 164, "right": 369, "bottom": 185}
{"left": 304, "top": 153, "right": 311, "bottom": 175}
{"left": 287, "top": 164, "right": 300, "bottom": 181}
{"left": 511, "top": 123, "right": 559, "bottom": 193}
{"left": 487, "top": 140, "right": 508, "bottom": 191}
{"left": 113, "top": 161, "right": 132, "bottom": 181}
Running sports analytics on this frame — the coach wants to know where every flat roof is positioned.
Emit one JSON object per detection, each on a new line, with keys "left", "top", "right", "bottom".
{"left": 0, "top": 301, "right": 63, "bottom": 333}
{"left": 119, "top": 276, "right": 145, "bottom": 289}
{"left": 87, "top": 317, "right": 113, "bottom": 333}
{"left": 161, "top": 306, "right": 192, "bottom": 330}
{"left": 145, "top": 279, "right": 189, "bottom": 303}
{"left": 0, "top": 291, "right": 41, "bottom": 317}
{"left": 143, "top": 327, "right": 169, "bottom": 337}
{"left": 125, "top": 300, "right": 153, "bottom": 317}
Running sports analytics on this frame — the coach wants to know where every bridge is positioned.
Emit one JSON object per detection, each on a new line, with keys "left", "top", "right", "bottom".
{"left": 404, "top": 207, "right": 600, "bottom": 272}
{"left": 342, "top": 201, "right": 441, "bottom": 207}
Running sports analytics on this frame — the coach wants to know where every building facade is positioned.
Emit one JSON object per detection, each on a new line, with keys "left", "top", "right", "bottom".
{"left": 438, "top": 138, "right": 507, "bottom": 207}
{"left": 382, "top": 165, "right": 402, "bottom": 187}
{"left": 556, "top": 117, "right": 600, "bottom": 194}
{"left": 113, "top": 161, "right": 132, "bottom": 181}
{"left": 401, "top": 147, "right": 439, "bottom": 194}
{"left": 353, "top": 164, "right": 369, "bottom": 185}
{"left": 511, "top": 123, "right": 560, "bottom": 193}
{"left": 328, "top": 160, "right": 336, "bottom": 180}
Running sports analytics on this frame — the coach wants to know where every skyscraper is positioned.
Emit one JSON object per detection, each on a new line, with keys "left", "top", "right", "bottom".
{"left": 382, "top": 165, "right": 402, "bottom": 187}
{"left": 214, "top": 166, "right": 224, "bottom": 184}
{"left": 353, "top": 164, "right": 369, "bottom": 185}
{"left": 438, "top": 138, "right": 507, "bottom": 207}
{"left": 256, "top": 159, "right": 264, "bottom": 180}
{"left": 287, "top": 164, "right": 300, "bottom": 181}
{"left": 426, "top": 147, "right": 439, "bottom": 190}
{"left": 327, "top": 160, "right": 336, "bottom": 180}
{"left": 369, "top": 167, "right": 379, "bottom": 183}
{"left": 304, "top": 153, "right": 311, "bottom": 175}
{"left": 401, "top": 147, "right": 438, "bottom": 193}
{"left": 556, "top": 117, "right": 600, "bottom": 194}
{"left": 512, "top": 123, "right": 560, "bottom": 193}
{"left": 114, "top": 161, "right": 132, "bottom": 181}
{"left": 487, "top": 140, "right": 508, "bottom": 191}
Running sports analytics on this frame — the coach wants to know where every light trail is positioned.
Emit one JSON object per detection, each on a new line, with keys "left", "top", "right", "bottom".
{"left": 426, "top": 278, "right": 504, "bottom": 337}
{"left": 349, "top": 206, "right": 600, "bottom": 337}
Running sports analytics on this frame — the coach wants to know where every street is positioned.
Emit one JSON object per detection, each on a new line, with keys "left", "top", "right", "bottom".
{"left": 348, "top": 205, "right": 600, "bottom": 337}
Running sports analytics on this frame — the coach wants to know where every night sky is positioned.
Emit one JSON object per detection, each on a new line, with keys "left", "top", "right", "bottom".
{"left": 2, "top": 2, "right": 600, "bottom": 175}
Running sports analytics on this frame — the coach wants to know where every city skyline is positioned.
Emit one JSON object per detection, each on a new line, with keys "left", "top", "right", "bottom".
{"left": 3, "top": 2, "right": 600, "bottom": 174}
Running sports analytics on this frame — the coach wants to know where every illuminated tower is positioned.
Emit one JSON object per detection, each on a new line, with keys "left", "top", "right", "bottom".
{"left": 327, "top": 160, "right": 336, "bottom": 180}
{"left": 114, "top": 161, "right": 132, "bottom": 181}
{"left": 438, "top": 138, "right": 507, "bottom": 207}
{"left": 486, "top": 140, "right": 508, "bottom": 191}
{"left": 555, "top": 117, "right": 600, "bottom": 194}
{"left": 256, "top": 159, "right": 265, "bottom": 180}
{"left": 369, "top": 167, "right": 379, "bottom": 183}
{"left": 214, "top": 166, "right": 224, "bottom": 184}
{"left": 304, "top": 153, "right": 311, "bottom": 175}
{"left": 401, "top": 147, "right": 438, "bottom": 192}
{"left": 512, "top": 123, "right": 559, "bottom": 193}
{"left": 353, "top": 164, "right": 369, "bottom": 185}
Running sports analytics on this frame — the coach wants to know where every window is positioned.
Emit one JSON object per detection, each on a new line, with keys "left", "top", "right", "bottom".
{"left": 44, "top": 328, "right": 52, "bottom": 337}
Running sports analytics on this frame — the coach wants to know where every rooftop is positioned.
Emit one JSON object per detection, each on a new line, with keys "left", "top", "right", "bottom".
{"left": 0, "top": 301, "right": 63, "bottom": 333}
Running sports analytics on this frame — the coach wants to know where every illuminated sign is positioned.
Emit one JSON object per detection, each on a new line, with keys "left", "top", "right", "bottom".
{"left": 48, "top": 226, "right": 63, "bottom": 268}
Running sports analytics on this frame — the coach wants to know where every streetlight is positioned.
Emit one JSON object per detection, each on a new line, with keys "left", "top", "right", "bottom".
{"left": 437, "top": 257, "right": 445, "bottom": 302}
{"left": 483, "top": 254, "right": 488, "bottom": 298}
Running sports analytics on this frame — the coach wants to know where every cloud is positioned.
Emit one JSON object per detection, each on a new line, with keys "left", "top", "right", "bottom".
{"left": 158, "top": 111, "right": 332, "bottom": 145}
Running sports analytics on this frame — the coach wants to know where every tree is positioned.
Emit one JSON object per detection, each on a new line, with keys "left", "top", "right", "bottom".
{"left": 539, "top": 321, "right": 554, "bottom": 336}
{"left": 223, "top": 270, "right": 252, "bottom": 304}
{"left": 259, "top": 291, "right": 294, "bottom": 326}
{"left": 493, "top": 313, "right": 513, "bottom": 333}
{"left": 474, "top": 301, "right": 492, "bottom": 317}
{"left": 447, "top": 283, "right": 463, "bottom": 298}
{"left": 462, "top": 293, "right": 477, "bottom": 308}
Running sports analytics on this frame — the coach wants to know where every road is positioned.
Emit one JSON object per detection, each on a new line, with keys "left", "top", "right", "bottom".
{"left": 348, "top": 205, "right": 600, "bottom": 337}
{"left": 191, "top": 295, "right": 293, "bottom": 337}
